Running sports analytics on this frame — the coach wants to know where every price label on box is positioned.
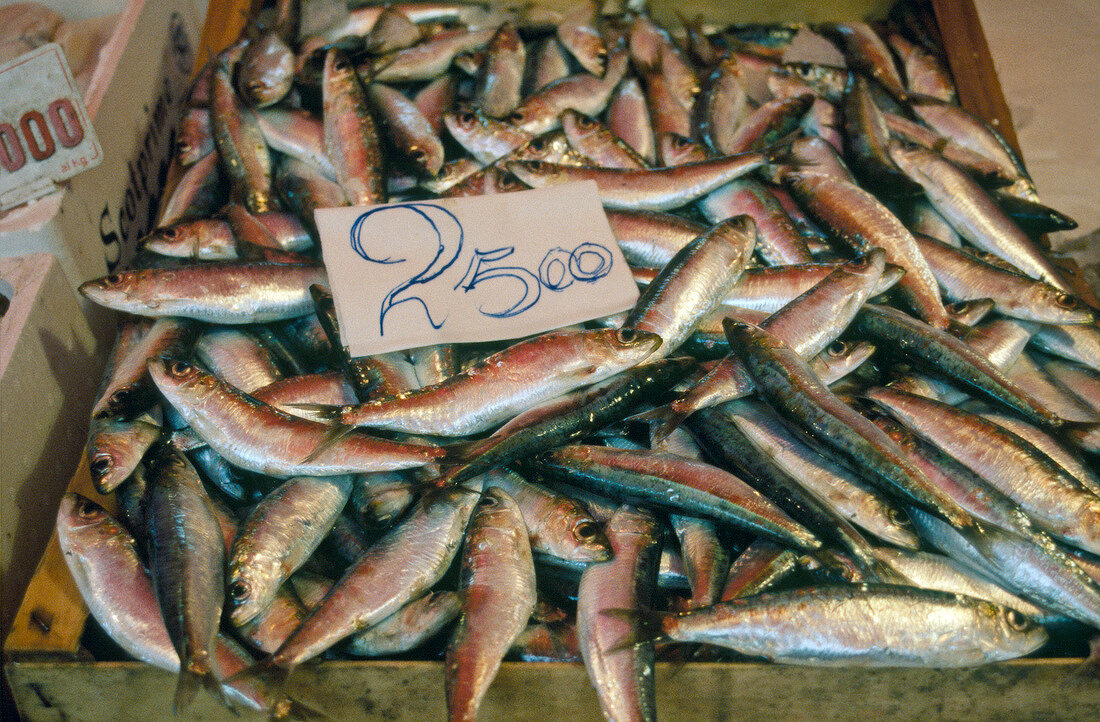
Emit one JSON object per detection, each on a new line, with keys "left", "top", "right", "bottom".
{"left": 0, "top": 43, "right": 103, "bottom": 210}
{"left": 316, "top": 182, "right": 640, "bottom": 357}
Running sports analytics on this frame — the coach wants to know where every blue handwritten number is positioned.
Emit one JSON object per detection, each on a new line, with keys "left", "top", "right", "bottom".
{"left": 349, "top": 203, "right": 463, "bottom": 336}
{"left": 569, "top": 243, "right": 613, "bottom": 282}
{"left": 538, "top": 247, "right": 575, "bottom": 290}
{"left": 457, "top": 247, "right": 542, "bottom": 318}
{"left": 351, "top": 205, "right": 617, "bottom": 332}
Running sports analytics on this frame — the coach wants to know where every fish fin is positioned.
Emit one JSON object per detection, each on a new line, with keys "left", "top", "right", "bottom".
{"left": 906, "top": 92, "right": 951, "bottom": 107}
{"left": 173, "top": 667, "right": 203, "bottom": 713}
{"left": 599, "top": 607, "right": 669, "bottom": 653}
{"left": 624, "top": 403, "right": 688, "bottom": 444}
{"left": 300, "top": 424, "right": 356, "bottom": 464}
{"left": 285, "top": 403, "right": 344, "bottom": 422}
{"left": 1063, "top": 420, "right": 1099, "bottom": 447}
{"left": 762, "top": 130, "right": 802, "bottom": 166}
{"left": 175, "top": 663, "right": 235, "bottom": 715}
{"left": 441, "top": 438, "right": 483, "bottom": 464}
{"left": 1067, "top": 636, "right": 1100, "bottom": 685}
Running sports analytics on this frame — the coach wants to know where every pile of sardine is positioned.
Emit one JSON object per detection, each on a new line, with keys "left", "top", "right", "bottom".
{"left": 60, "top": 0, "right": 1100, "bottom": 718}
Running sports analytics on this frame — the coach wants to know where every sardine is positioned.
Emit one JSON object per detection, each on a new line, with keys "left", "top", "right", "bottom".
{"left": 446, "top": 488, "right": 537, "bottom": 721}
{"left": 80, "top": 263, "right": 328, "bottom": 324}
{"left": 577, "top": 506, "right": 661, "bottom": 722}
{"left": 148, "top": 358, "right": 445, "bottom": 477}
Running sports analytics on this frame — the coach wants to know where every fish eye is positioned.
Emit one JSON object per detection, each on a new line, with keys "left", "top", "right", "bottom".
{"left": 526, "top": 160, "right": 545, "bottom": 172}
{"left": 827, "top": 341, "right": 848, "bottom": 356}
{"left": 105, "top": 274, "right": 124, "bottom": 285}
{"left": 458, "top": 111, "right": 476, "bottom": 125}
{"left": 528, "top": 137, "right": 547, "bottom": 152}
{"left": 617, "top": 328, "right": 639, "bottom": 344}
{"left": 887, "top": 507, "right": 910, "bottom": 527}
{"left": 673, "top": 135, "right": 691, "bottom": 149}
{"left": 506, "top": 111, "right": 524, "bottom": 124}
{"left": 477, "top": 494, "right": 499, "bottom": 507}
{"left": 946, "top": 301, "right": 966, "bottom": 314}
{"left": 169, "top": 360, "right": 193, "bottom": 376}
{"left": 409, "top": 147, "right": 426, "bottom": 161}
{"left": 1054, "top": 293, "right": 1079, "bottom": 309}
{"left": 90, "top": 455, "right": 113, "bottom": 477}
{"left": 332, "top": 54, "right": 348, "bottom": 71}
{"left": 228, "top": 580, "right": 251, "bottom": 601}
{"left": 77, "top": 499, "right": 100, "bottom": 519}
{"left": 850, "top": 254, "right": 871, "bottom": 268}
{"left": 497, "top": 176, "right": 523, "bottom": 191}
{"left": 1004, "top": 609, "right": 1032, "bottom": 631}
{"left": 574, "top": 521, "right": 600, "bottom": 540}
{"left": 576, "top": 113, "right": 597, "bottom": 129}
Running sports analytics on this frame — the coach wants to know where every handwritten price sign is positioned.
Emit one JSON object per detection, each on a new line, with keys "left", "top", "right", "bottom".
{"left": 0, "top": 43, "right": 102, "bottom": 209}
{"left": 317, "top": 182, "right": 640, "bottom": 356}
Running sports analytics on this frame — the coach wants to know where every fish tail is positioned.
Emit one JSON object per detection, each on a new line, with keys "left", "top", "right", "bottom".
{"left": 173, "top": 667, "right": 203, "bottom": 713}
{"left": 224, "top": 658, "right": 297, "bottom": 717}
{"left": 175, "top": 660, "right": 235, "bottom": 714}
{"left": 1066, "top": 635, "right": 1100, "bottom": 686}
{"left": 625, "top": 403, "right": 689, "bottom": 444}
{"left": 599, "top": 607, "right": 670, "bottom": 653}
{"left": 762, "top": 130, "right": 802, "bottom": 166}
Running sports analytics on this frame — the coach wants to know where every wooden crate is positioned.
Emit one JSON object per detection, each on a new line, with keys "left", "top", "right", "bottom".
{"left": 6, "top": 1, "right": 1099, "bottom": 720}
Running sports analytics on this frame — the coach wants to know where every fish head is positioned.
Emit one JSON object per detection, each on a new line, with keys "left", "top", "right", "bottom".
{"left": 79, "top": 271, "right": 151, "bottom": 312}
{"left": 226, "top": 556, "right": 278, "bottom": 627}
{"left": 847, "top": 246, "right": 887, "bottom": 277}
{"left": 878, "top": 505, "right": 921, "bottom": 550}
{"left": 721, "top": 317, "right": 775, "bottom": 352}
{"left": 148, "top": 357, "right": 219, "bottom": 404}
{"left": 443, "top": 107, "right": 485, "bottom": 142}
{"left": 493, "top": 170, "right": 527, "bottom": 194}
{"left": 567, "top": 516, "right": 612, "bottom": 562}
{"left": 945, "top": 297, "right": 995, "bottom": 326}
{"left": 86, "top": 421, "right": 158, "bottom": 493}
{"left": 470, "top": 486, "right": 527, "bottom": 532}
{"left": 512, "top": 132, "right": 571, "bottom": 163}
{"left": 57, "top": 493, "right": 126, "bottom": 547}
{"left": 594, "top": 328, "right": 662, "bottom": 368}
{"left": 989, "top": 602, "right": 1048, "bottom": 655}
{"left": 141, "top": 226, "right": 186, "bottom": 255}
{"left": 658, "top": 132, "right": 704, "bottom": 165}
{"left": 1032, "top": 287, "right": 1098, "bottom": 325}
{"left": 817, "top": 340, "right": 876, "bottom": 379}
{"left": 561, "top": 109, "right": 599, "bottom": 139}
{"left": 323, "top": 48, "right": 357, "bottom": 87}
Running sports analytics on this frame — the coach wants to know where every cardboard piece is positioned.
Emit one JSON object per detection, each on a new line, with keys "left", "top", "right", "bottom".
{"left": 317, "top": 182, "right": 640, "bottom": 356}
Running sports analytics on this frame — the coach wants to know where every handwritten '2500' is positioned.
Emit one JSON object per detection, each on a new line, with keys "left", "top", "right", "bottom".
{"left": 350, "top": 203, "right": 614, "bottom": 336}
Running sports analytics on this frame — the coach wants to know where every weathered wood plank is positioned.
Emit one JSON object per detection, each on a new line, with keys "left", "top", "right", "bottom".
{"left": 3, "top": 463, "right": 111, "bottom": 657}
{"left": 6, "top": 659, "right": 1099, "bottom": 722}
{"left": 193, "top": 0, "right": 253, "bottom": 76}
{"left": 929, "top": 0, "right": 1021, "bottom": 157}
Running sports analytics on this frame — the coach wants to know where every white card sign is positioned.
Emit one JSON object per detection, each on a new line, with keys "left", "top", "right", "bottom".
{"left": 316, "top": 182, "right": 640, "bottom": 357}
{"left": 0, "top": 43, "right": 103, "bottom": 210}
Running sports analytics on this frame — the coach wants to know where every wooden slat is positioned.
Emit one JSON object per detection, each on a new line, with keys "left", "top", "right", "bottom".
{"left": 6, "top": 658, "right": 1100, "bottom": 722}
{"left": 5, "top": 0, "right": 252, "bottom": 661}
{"left": 5, "top": 3, "right": 1096, "bottom": 720}
{"left": 192, "top": 0, "right": 253, "bottom": 74}
{"left": 3, "top": 464, "right": 112, "bottom": 657}
{"left": 928, "top": 0, "right": 1022, "bottom": 159}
